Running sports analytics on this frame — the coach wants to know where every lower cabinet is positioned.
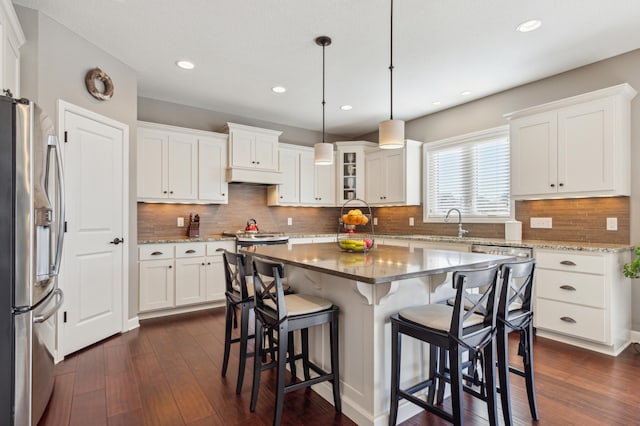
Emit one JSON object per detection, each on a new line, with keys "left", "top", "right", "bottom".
{"left": 139, "top": 241, "right": 235, "bottom": 315}
{"left": 533, "top": 248, "right": 631, "bottom": 355}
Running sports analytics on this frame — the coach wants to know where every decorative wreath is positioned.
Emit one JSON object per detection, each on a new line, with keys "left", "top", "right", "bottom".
{"left": 84, "top": 67, "right": 114, "bottom": 101}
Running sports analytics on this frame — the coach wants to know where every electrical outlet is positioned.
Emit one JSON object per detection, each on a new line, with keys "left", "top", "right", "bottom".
{"left": 606, "top": 217, "right": 618, "bottom": 231}
{"left": 530, "top": 217, "right": 552, "bottom": 229}
{"left": 409, "top": 217, "right": 415, "bottom": 226}
{"left": 373, "top": 217, "right": 378, "bottom": 226}
{"left": 177, "top": 217, "right": 184, "bottom": 227}
{"left": 287, "top": 217, "right": 293, "bottom": 226}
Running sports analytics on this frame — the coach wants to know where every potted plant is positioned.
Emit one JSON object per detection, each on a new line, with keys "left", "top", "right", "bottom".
{"left": 624, "top": 246, "right": 640, "bottom": 279}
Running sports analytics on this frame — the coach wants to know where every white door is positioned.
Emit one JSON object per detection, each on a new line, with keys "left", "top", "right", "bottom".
{"left": 60, "top": 104, "right": 128, "bottom": 356}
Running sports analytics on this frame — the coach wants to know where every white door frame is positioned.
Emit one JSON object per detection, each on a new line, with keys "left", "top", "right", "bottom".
{"left": 55, "top": 99, "right": 130, "bottom": 362}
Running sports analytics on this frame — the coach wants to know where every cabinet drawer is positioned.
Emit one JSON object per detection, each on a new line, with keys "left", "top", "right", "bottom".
{"left": 536, "top": 269, "right": 605, "bottom": 308}
{"left": 206, "top": 241, "right": 236, "bottom": 256}
{"left": 139, "top": 244, "right": 174, "bottom": 260}
{"left": 535, "top": 299, "right": 607, "bottom": 343}
{"left": 535, "top": 250, "right": 604, "bottom": 275}
{"left": 175, "top": 243, "right": 206, "bottom": 258}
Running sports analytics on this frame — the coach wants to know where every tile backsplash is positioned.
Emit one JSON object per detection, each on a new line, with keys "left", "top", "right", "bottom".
{"left": 138, "top": 185, "right": 630, "bottom": 245}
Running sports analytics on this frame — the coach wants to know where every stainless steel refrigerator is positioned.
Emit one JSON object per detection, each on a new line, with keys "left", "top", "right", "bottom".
{"left": 0, "top": 95, "right": 65, "bottom": 425}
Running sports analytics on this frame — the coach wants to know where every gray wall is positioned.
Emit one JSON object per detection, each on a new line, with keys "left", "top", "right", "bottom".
{"left": 16, "top": 6, "right": 140, "bottom": 321}
{"left": 362, "top": 48, "right": 640, "bottom": 331}
{"left": 138, "top": 96, "right": 347, "bottom": 146}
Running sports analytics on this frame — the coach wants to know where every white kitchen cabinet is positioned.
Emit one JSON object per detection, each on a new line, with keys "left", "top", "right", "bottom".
{"left": 138, "top": 240, "right": 234, "bottom": 316}
{"left": 198, "top": 135, "right": 228, "bottom": 203}
{"left": 506, "top": 84, "right": 636, "bottom": 199}
{"left": 335, "top": 141, "right": 375, "bottom": 204}
{"left": 300, "top": 150, "right": 336, "bottom": 206}
{"left": 137, "top": 121, "right": 229, "bottom": 203}
{"left": 268, "top": 144, "right": 335, "bottom": 206}
{"left": 365, "top": 140, "right": 422, "bottom": 206}
{"left": 226, "top": 122, "right": 280, "bottom": 171}
{"left": 267, "top": 145, "right": 300, "bottom": 205}
{"left": 0, "top": 0, "right": 24, "bottom": 98}
{"left": 533, "top": 248, "right": 631, "bottom": 356}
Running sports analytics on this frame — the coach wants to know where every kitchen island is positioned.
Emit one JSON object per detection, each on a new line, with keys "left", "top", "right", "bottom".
{"left": 242, "top": 242, "right": 513, "bottom": 426}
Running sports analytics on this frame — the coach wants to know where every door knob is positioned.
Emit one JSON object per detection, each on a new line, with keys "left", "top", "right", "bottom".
{"left": 109, "top": 237, "right": 124, "bottom": 245}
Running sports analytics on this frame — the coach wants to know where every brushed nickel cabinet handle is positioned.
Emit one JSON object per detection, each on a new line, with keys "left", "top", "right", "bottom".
{"left": 560, "top": 260, "right": 576, "bottom": 266}
{"left": 560, "top": 316, "right": 576, "bottom": 323}
{"left": 185, "top": 249, "right": 196, "bottom": 254}
{"left": 151, "top": 251, "right": 163, "bottom": 255}
{"left": 559, "top": 285, "right": 577, "bottom": 291}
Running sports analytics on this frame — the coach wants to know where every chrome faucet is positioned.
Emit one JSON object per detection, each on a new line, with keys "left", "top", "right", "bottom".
{"left": 445, "top": 208, "right": 469, "bottom": 238}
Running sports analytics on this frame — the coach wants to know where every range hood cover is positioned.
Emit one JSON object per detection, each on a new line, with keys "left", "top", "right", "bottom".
{"left": 225, "top": 167, "right": 283, "bottom": 185}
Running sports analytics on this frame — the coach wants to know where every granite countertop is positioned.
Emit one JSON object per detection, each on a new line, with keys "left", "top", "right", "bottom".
{"left": 243, "top": 243, "right": 514, "bottom": 284}
{"left": 138, "top": 232, "right": 632, "bottom": 253}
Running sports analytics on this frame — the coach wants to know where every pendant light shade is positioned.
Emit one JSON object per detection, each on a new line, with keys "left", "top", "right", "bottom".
{"left": 379, "top": 0, "right": 404, "bottom": 149}
{"left": 314, "top": 35, "right": 333, "bottom": 165}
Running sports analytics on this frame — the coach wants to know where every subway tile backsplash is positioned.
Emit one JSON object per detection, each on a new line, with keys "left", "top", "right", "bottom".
{"left": 137, "top": 185, "right": 630, "bottom": 245}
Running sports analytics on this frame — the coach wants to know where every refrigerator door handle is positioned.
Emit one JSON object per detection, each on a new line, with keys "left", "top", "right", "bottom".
{"left": 47, "top": 135, "right": 65, "bottom": 277}
{"left": 33, "top": 288, "right": 64, "bottom": 324}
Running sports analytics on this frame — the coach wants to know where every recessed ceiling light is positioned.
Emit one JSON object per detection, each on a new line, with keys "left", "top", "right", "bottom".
{"left": 432, "top": 101, "right": 441, "bottom": 106}
{"left": 271, "top": 86, "right": 287, "bottom": 93}
{"left": 340, "top": 105, "right": 353, "bottom": 111}
{"left": 461, "top": 91, "right": 472, "bottom": 96}
{"left": 176, "top": 60, "right": 195, "bottom": 70}
{"left": 516, "top": 19, "right": 542, "bottom": 33}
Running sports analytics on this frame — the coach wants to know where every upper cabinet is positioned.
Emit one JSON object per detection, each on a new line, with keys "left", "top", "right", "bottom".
{"left": 137, "top": 121, "right": 228, "bottom": 203}
{"left": 0, "top": 0, "right": 25, "bottom": 98}
{"left": 506, "top": 84, "right": 636, "bottom": 199}
{"left": 335, "top": 141, "right": 375, "bottom": 205}
{"left": 224, "top": 122, "right": 283, "bottom": 184}
{"left": 267, "top": 144, "right": 335, "bottom": 207}
{"left": 365, "top": 140, "right": 422, "bottom": 206}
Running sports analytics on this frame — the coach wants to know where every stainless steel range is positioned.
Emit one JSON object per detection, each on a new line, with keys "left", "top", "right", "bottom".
{"left": 222, "top": 231, "right": 289, "bottom": 248}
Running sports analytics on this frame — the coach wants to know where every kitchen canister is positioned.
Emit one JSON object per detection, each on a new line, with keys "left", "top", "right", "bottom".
{"left": 505, "top": 220, "right": 522, "bottom": 241}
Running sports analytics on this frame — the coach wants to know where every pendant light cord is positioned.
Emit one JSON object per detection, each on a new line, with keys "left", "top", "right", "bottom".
{"left": 322, "top": 40, "right": 326, "bottom": 144}
{"left": 389, "top": 0, "right": 394, "bottom": 120}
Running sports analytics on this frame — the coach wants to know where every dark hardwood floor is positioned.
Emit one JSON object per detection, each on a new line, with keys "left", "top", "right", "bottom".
{"left": 39, "top": 308, "right": 640, "bottom": 425}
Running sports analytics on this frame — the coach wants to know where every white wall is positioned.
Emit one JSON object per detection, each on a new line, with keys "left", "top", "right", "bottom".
{"left": 16, "top": 6, "right": 140, "bottom": 320}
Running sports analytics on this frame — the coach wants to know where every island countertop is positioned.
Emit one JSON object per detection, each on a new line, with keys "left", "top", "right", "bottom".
{"left": 242, "top": 242, "right": 514, "bottom": 284}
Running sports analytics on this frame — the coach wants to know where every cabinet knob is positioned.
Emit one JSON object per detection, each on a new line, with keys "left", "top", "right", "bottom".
{"left": 251, "top": 161, "right": 256, "bottom": 164}
{"left": 550, "top": 184, "right": 555, "bottom": 188}
{"left": 559, "top": 183, "right": 564, "bottom": 187}
{"left": 169, "top": 190, "right": 174, "bottom": 194}
{"left": 256, "top": 161, "right": 260, "bottom": 165}
{"left": 168, "top": 265, "right": 172, "bottom": 269}
{"left": 560, "top": 316, "right": 576, "bottom": 324}
{"left": 201, "top": 262, "right": 205, "bottom": 266}
{"left": 222, "top": 193, "right": 226, "bottom": 196}
{"left": 163, "top": 191, "right": 168, "bottom": 194}
{"left": 207, "top": 262, "right": 211, "bottom": 265}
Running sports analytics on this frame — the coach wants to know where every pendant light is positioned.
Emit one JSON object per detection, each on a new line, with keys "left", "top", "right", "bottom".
{"left": 378, "top": 0, "right": 405, "bottom": 149}
{"left": 314, "top": 35, "right": 334, "bottom": 165}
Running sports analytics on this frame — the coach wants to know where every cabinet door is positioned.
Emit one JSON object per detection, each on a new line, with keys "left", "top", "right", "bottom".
{"left": 314, "top": 159, "right": 336, "bottom": 206}
{"left": 365, "top": 153, "right": 384, "bottom": 203}
{"left": 337, "top": 148, "right": 363, "bottom": 204}
{"left": 253, "top": 134, "right": 279, "bottom": 171}
{"left": 137, "top": 128, "right": 169, "bottom": 199}
{"left": 3, "top": 31, "right": 21, "bottom": 98}
{"left": 510, "top": 112, "right": 558, "bottom": 196}
{"left": 382, "top": 150, "right": 405, "bottom": 204}
{"left": 205, "top": 255, "right": 226, "bottom": 301}
{"left": 175, "top": 257, "right": 206, "bottom": 306}
{"left": 299, "top": 151, "right": 316, "bottom": 204}
{"left": 230, "top": 130, "right": 255, "bottom": 168}
{"left": 557, "top": 98, "right": 614, "bottom": 194}
{"left": 139, "top": 259, "right": 174, "bottom": 312}
{"left": 277, "top": 148, "right": 300, "bottom": 204}
{"left": 198, "top": 137, "right": 228, "bottom": 202}
{"left": 167, "top": 134, "right": 198, "bottom": 199}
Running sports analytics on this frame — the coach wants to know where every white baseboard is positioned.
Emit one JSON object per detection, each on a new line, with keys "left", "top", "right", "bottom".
{"left": 630, "top": 330, "right": 640, "bottom": 343}
{"left": 137, "top": 301, "right": 225, "bottom": 321}
{"left": 127, "top": 317, "right": 140, "bottom": 331}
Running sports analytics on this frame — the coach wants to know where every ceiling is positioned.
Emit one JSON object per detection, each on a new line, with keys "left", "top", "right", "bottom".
{"left": 13, "top": 0, "right": 640, "bottom": 138}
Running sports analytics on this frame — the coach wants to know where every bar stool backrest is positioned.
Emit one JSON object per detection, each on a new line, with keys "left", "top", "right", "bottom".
{"left": 219, "top": 249, "right": 250, "bottom": 300}
{"left": 498, "top": 259, "right": 536, "bottom": 325}
{"left": 252, "top": 257, "right": 287, "bottom": 327}
{"left": 450, "top": 266, "right": 500, "bottom": 349}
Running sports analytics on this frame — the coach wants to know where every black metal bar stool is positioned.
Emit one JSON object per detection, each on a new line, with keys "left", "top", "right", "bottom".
{"left": 250, "top": 257, "right": 341, "bottom": 426}
{"left": 389, "top": 265, "right": 500, "bottom": 426}
{"left": 497, "top": 259, "right": 538, "bottom": 425}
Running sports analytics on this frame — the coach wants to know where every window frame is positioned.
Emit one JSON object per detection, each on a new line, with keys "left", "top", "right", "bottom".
{"left": 422, "top": 125, "right": 513, "bottom": 224}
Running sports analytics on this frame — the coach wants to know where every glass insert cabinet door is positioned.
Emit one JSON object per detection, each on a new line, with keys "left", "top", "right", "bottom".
{"left": 342, "top": 152, "right": 357, "bottom": 202}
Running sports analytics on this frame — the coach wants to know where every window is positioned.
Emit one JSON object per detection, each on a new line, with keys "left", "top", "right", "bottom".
{"left": 423, "top": 126, "right": 511, "bottom": 223}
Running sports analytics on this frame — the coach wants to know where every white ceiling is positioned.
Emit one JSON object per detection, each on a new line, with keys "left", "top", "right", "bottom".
{"left": 13, "top": 0, "right": 640, "bottom": 138}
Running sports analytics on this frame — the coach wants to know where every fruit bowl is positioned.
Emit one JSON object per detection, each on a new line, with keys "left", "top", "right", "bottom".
{"left": 337, "top": 199, "right": 375, "bottom": 252}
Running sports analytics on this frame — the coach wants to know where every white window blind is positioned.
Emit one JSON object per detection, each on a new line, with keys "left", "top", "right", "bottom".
{"left": 424, "top": 126, "right": 511, "bottom": 221}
